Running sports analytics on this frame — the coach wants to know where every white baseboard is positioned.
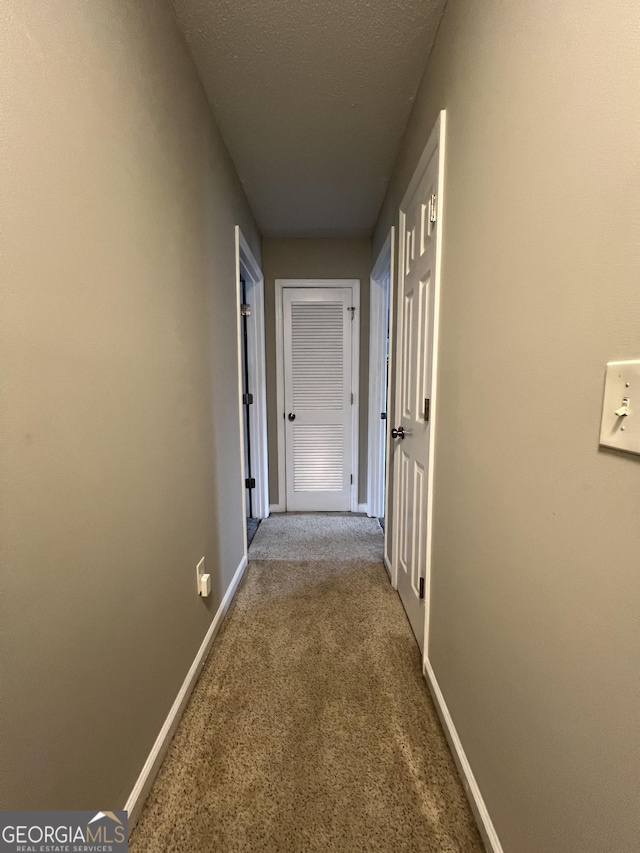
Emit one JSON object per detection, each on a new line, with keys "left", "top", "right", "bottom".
{"left": 267, "top": 504, "right": 370, "bottom": 515}
{"left": 383, "top": 552, "right": 393, "bottom": 579}
{"left": 124, "top": 554, "right": 248, "bottom": 832}
{"left": 423, "top": 659, "right": 503, "bottom": 853}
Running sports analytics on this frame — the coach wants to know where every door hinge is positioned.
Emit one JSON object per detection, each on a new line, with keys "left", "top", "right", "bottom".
{"left": 348, "top": 306, "right": 356, "bottom": 320}
{"left": 350, "top": 474, "right": 353, "bottom": 485}
{"left": 380, "top": 412, "right": 387, "bottom": 420}
{"left": 429, "top": 194, "right": 437, "bottom": 224}
{"left": 242, "top": 393, "right": 254, "bottom": 405}
{"left": 419, "top": 577, "right": 425, "bottom": 600}
{"left": 424, "top": 398, "right": 430, "bottom": 422}
{"left": 245, "top": 477, "right": 256, "bottom": 489}
{"left": 240, "top": 303, "right": 251, "bottom": 316}
{"left": 351, "top": 392, "right": 354, "bottom": 405}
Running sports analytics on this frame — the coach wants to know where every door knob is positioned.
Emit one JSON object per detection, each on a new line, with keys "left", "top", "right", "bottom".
{"left": 391, "top": 426, "right": 405, "bottom": 439}
{"left": 288, "top": 412, "right": 296, "bottom": 421}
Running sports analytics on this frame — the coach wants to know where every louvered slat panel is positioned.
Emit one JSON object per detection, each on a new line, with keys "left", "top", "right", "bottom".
{"left": 291, "top": 302, "right": 344, "bottom": 409}
{"left": 293, "top": 425, "right": 344, "bottom": 491}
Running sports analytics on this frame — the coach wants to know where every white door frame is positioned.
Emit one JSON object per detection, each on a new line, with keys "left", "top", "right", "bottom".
{"left": 392, "top": 110, "right": 446, "bottom": 658}
{"left": 381, "top": 229, "right": 398, "bottom": 580}
{"left": 235, "top": 227, "right": 269, "bottom": 535}
{"left": 274, "top": 279, "right": 360, "bottom": 513}
{"left": 367, "top": 229, "right": 395, "bottom": 522}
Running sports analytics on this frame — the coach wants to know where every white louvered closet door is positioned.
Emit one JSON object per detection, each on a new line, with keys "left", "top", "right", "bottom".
{"left": 283, "top": 287, "right": 353, "bottom": 511}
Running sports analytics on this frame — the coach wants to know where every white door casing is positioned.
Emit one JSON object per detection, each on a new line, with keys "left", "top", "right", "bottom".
{"left": 367, "top": 228, "right": 395, "bottom": 522}
{"left": 382, "top": 227, "right": 397, "bottom": 577}
{"left": 277, "top": 281, "right": 359, "bottom": 512}
{"left": 391, "top": 112, "right": 446, "bottom": 655}
{"left": 235, "top": 228, "right": 269, "bottom": 563}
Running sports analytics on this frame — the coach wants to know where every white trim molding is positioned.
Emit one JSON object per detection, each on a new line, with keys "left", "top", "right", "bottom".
{"left": 383, "top": 553, "right": 393, "bottom": 580}
{"left": 382, "top": 227, "right": 397, "bottom": 579}
{"left": 274, "top": 279, "right": 360, "bottom": 513}
{"left": 125, "top": 555, "right": 248, "bottom": 831}
{"left": 420, "top": 110, "right": 447, "bottom": 658}
{"left": 367, "top": 231, "right": 393, "bottom": 520}
{"left": 236, "top": 227, "right": 269, "bottom": 523}
{"left": 423, "top": 659, "right": 504, "bottom": 853}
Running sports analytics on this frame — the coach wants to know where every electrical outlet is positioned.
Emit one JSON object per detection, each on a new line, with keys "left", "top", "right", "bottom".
{"left": 196, "top": 557, "right": 206, "bottom": 594}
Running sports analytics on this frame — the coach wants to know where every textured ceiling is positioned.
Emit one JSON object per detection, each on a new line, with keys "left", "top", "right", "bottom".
{"left": 171, "top": 0, "right": 446, "bottom": 237}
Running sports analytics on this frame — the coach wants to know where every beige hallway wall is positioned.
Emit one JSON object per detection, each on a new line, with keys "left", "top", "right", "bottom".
{"left": 375, "top": 1, "right": 640, "bottom": 851}
{"left": 0, "top": 0, "right": 260, "bottom": 810}
{"left": 262, "top": 238, "right": 372, "bottom": 507}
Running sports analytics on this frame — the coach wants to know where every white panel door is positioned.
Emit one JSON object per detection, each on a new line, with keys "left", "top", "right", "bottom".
{"left": 393, "top": 145, "right": 440, "bottom": 652}
{"left": 283, "top": 287, "right": 353, "bottom": 511}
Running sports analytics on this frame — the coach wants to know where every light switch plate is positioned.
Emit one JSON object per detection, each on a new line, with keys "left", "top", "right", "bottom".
{"left": 599, "top": 360, "right": 640, "bottom": 455}
{"left": 196, "top": 556, "right": 206, "bottom": 594}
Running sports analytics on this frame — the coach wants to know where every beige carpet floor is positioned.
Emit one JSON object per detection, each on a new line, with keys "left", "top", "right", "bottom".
{"left": 130, "top": 514, "right": 484, "bottom": 853}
